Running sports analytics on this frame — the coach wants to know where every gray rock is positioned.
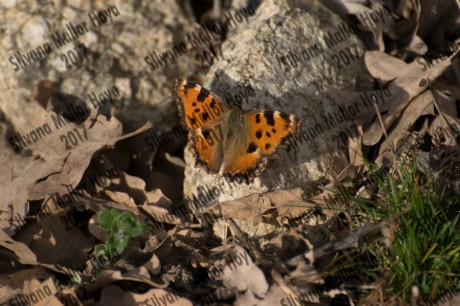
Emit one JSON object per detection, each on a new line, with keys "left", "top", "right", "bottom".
{"left": 183, "top": 0, "right": 373, "bottom": 209}
{"left": 0, "top": 0, "right": 204, "bottom": 234}
{"left": 0, "top": 1, "right": 201, "bottom": 133}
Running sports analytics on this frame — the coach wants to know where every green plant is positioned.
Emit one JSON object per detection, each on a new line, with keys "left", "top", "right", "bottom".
{"left": 94, "top": 208, "right": 150, "bottom": 265}
{"left": 345, "top": 156, "right": 460, "bottom": 304}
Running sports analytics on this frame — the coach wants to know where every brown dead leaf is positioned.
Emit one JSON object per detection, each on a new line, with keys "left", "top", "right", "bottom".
{"left": 95, "top": 285, "right": 192, "bottom": 306}
{"left": 220, "top": 246, "right": 269, "bottom": 303}
{"left": 0, "top": 108, "right": 151, "bottom": 235}
{"left": 88, "top": 214, "right": 109, "bottom": 242}
{"left": 418, "top": 0, "right": 460, "bottom": 46}
{"left": 141, "top": 189, "right": 193, "bottom": 227}
{"left": 102, "top": 190, "right": 138, "bottom": 208}
{"left": 326, "top": 155, "right": 357, "bottom": 190}
{"left": 143, "top": 253, "right": 161, "bottom": 275}
{"left": 376, "top": 89, "right": 436, "bottom": 165}
{"left": 13, "top": 211, "right": 96, "bottom": 269}
{"left": 145, "top": 189, "right": 173, "bottom": 208}
{"left": 206, "top": 189, "right": 305, "bottom": 223}
{"left": 144, "top": 235, "right": 173, "bottom": 262}
{"left": 57, "top": 286, "right": 84, "bottom": 306}
{"left": 0, "top": 229, "right": 37, "bottom": 266}
{"left": 362, "top": 50, "right": 458, "bottom": 146}
{"left": 174, "top": 228, "right": 209, "bottom": 246}
{"left": 256, "top": 284, "right": 292, "bottom": 306}
{"left": 142, "top": 201, "right": 183, "bottom": 225}
{"left": 0, "top": 273, "right": 62, "bottom": 306}
{"left": 429, "top": 113, "right": 460, "bottom": 147}
{"left": 320, "top": 0, "right": 423, "bottom": 54}
{"left": 365, "top": 50, "right": 458, "bottom": 88}
{"left": 347, "top": 123, "right": 366, "bottom": 167}
{"left": 27, "top": 115, "right": 152, "bottom": 200}
{"left": 99, "top": 172, "right": 148, "bottom": 207}
{"left": 88, "top": 269, "right": 168, "bottom": 294}
{"left": 0, "top": 285, "right": 21, "bottom": 305}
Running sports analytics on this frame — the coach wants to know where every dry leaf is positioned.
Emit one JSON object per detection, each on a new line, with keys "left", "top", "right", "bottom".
{"left": 376, "top": 89, "right": 436, "bottom": 165}
{"left": 89, "top": 269, "right": 168, "bottom": 294}
{"left": 221, "top": 246, "right": 269, "bottom": 302}
{"left": 0, "top": 108, "right": 151, "bottom": 235}
{"left": 206, "top": 189, "right": 305, "bottom": 223}
{"left": 0, "top": 274, "right": 62, "bottom": 306}
{"left": 13, "top": 211, "right": 96, "bottom": 269}
{"left": 96, "top": 285, "right": 192, "bottom": 306}
{"left": 0, "top": 229, "right": 37, "bottom": 266}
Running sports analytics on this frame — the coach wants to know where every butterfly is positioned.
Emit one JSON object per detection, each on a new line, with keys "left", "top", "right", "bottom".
{"left": 172, "top": 79, "right": 301, "bottom": 184}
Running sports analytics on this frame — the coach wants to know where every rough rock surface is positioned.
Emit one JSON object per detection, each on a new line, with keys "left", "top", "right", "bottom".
{"left": 0, "top": 0, "right": 202, "bottom": 233}
{"left": 184, "top": 0, "right": 374, "bottom": 206}
{"left": 0, "top": 1, "right": 200, "bottom": 133}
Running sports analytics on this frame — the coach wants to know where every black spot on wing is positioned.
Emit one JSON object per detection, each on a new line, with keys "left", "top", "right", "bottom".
{"left": 197, "top": 87, "right": 210, "bottom": 102}
{"left": 265, "top": 143, "right": 271, "bottom": 150}
{"left": 247, "top": 142, "right": 258, "bottom": 153}
{"left": 280, "top": 113, "right": 290, "bottom": 127}
{"left": 280, "top": 113, "right": 290, "bottom": 122}
{"left": 194, "top": 108, "right": 200, "bottom": 113}
{"left": 202, "top": 130, "right": 213, "bottom": 144}
{"left": 183, "top": 82, "right": 196, "bottom": 90}
{"left": 256, "top": 130, "right": 262, "bottom": 139}
{"left": 266, "top": 132, "right": 271, "bottom": 138}
{"left": 192, "top": 102, "right": 197, "bottom": 107}
{"left": 265, "top": 113, "right": 275, "bottom": 126}
{"left": 210, "top": 99, "right": 216, "bottom": 108}
{"left": 255, "top": 114, "right": 261, "bottom": 123}
{"left": 272, "top": 128, "right": 276, "bottom": 133}
{"left": 202, "top": 113, "right": 209, "bottom": 121}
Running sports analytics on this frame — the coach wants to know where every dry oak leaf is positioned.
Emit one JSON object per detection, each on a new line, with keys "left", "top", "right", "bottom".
{"left": 13, "top": 211, "right": 96, "bottom": 269}
{"left": 88, "top": 268, "right": 168, "bottom": 295}
{"left": 206, "top": 189, "right": 305, "bottom": 223}
{"left": 375, "top": 89, "right": 439, "bottom": 165}
{"left": 1, "top": 275, "right": 62, "bottom": 306}
{"left": 0, "top": 229, "right": 37, "bottom": 266}
{"left": 325, "top": 47, "right": 458, "bottom": 142}
{"left": 95, "top": 284, "right": 192, "bottom": 306}
{"left": 0, "top": 110, "right": 151, "bottom": 235}
{"left": 221, "top": 246, "right": 269, "bottom": 303}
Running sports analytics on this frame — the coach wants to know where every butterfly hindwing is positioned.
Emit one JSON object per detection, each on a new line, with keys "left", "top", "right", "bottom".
{"left": 173, "top": 79, "right": 227, "bottom": 129}
{"left": 189, "top": 127, "right": 224, "bottom": 173}
{"left": 220, "top": 135, "right": 267, "bottom": 183}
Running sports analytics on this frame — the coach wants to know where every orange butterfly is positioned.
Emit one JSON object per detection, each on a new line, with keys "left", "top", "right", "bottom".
{"left": 173, "top": 79, "right": 301, "bottom": 183}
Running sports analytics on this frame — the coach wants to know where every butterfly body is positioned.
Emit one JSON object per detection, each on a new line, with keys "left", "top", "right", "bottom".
{"left": 173, "top": 79, "right": 301, "bottom": 183}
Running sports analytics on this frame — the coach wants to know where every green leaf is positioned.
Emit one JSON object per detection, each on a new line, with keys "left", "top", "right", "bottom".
{"left": 98, "top": 209, "right": 118, "bottom": 231}
{"left": 94, "top": 244, "right": 107, "bottom": 257}
{"left": 114, "top": 238, "right": 129, "bottom": 255}
{"left": 125, "top": 224, "right": 147, "bottom": 237}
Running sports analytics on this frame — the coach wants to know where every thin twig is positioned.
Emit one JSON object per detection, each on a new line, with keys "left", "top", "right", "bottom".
{"left": 373, "top": 102, "right": 403, "bottom": 180}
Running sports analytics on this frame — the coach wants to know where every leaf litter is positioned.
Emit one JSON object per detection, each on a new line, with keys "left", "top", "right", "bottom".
{"left": 1, "top": 1, "right": 460, "bottom": 305}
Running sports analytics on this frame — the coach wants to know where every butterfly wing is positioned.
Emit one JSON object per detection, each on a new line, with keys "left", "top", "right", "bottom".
{"left": 244, "top": 111, "right": 301, "bottom": 154}
{"left": 172, "top": 79, "right": 228, "bottom": 129}
{"left": 221, "top": 111, "right": 301, "bottom": 183}
{"left": 189, "top": 126, "right": 225, "bottom": 173}
{"left": 173, "top": 79, "right": 228, "bottom": 172}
